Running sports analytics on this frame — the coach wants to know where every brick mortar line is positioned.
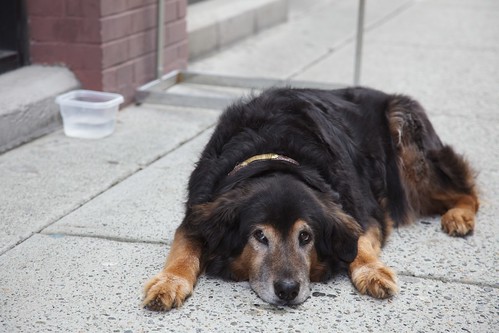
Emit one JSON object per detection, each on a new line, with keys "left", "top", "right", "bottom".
{"left": 31, "top": 41, "right": 102, "bottom": 46}
{"left": 101, "top": 27, "right": 158, "bottom": 47}
{"left": 31, "top": 37, "right": 186, "bottom": 71}
{"left": 28, "top": 3, "right": 163, "bottom": 21}
{"left": 102, "top": 19, "right": 187, "bottom": 45}
{"left": 101, "top": 3, "right": 157, "bottom": 20}
{"left": 103, "top": 39, "right": 188, "bottom": 74}
{"left": 30, "top": 27, "right": 181, "bottom": 47}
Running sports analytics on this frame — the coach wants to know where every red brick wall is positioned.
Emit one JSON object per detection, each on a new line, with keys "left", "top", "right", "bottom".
{"left": 27, "top": 0, "right": 188, "bottom": 104}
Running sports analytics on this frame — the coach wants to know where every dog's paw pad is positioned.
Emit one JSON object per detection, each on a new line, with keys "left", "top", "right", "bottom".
{"left": 441, "top": 208, "right": 474, "bottom": 236}
{"left": 143, "top": 273, "right": 193, "bottom": 311}
{"left": 351, "top": 262, "right": 398, "bottom": 299}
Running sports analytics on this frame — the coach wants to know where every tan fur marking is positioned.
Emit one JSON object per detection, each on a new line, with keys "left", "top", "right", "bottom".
{"left": 309, "top": 248, "right": 328, "bottom": 282}
{"left": 349, "top": 227, "right": 398, "bottom": 298}
{"left": 230, "top": 225, "right": 281, "bottom": 283}
{"left": 292, "top": 219, "right": 307, "bottom": 234}
{"left": 230, "top": 244, "right": 253, "bottom": 281}
{"left": 384, "top": 213, "right": 394, "bottom": 241}
{"left": 441, "top": 194, "right": 478, "bottom": 236}
{"left": 288, "top": 219, "right": 328, "bottom": 282}
{"left": 230, "top": 220, "right": 317, "bottom": 303}
{"left": 143, "top": 229, "right": 202, "bottom": 311}
{"left": 434, "top": 193, "right": 479, "bottom": 213}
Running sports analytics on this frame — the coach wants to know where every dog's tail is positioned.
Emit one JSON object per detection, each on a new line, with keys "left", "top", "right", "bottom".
{"left": 384, "top": 94, "right": 433, "bottom": 225}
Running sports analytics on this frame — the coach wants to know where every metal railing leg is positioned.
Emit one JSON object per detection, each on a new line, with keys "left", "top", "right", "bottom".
{"left": 156, "top": 0, "right": 165, "bottom": 79}
{"left": 354, "top": 0, "right": 366, "bottom": 86}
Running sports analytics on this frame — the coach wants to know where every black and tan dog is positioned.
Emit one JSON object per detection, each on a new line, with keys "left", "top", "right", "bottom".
{"left": 143, "top": 87, "right": 478, "bottom": 310}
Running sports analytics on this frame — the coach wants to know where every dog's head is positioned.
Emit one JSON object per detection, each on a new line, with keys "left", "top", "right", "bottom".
{"left": 188, "top": 172, "right": 361, "bottom": 305}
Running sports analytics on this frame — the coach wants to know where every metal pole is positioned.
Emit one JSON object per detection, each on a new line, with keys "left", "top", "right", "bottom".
{"left": 354, "top": 0, "right": 366, "bottom": 86}
{"left": 156, "top": 0, "right": 165, "bottom": 79}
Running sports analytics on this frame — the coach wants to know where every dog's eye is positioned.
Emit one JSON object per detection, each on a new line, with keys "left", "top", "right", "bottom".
{"left": 253, "top": 230, "right": 268, "bottom": 245}
{"left": 299, "top": 231, "right": 312, "bottom": 246}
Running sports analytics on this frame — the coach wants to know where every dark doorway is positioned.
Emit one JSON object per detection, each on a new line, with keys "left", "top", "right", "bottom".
{"left": 0, "top": 0, "right": 29, "bottom": 74}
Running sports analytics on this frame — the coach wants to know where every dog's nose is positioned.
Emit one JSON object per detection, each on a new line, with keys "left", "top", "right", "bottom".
{"left": 274, "top": 279, "right": 300, "bottom": 301}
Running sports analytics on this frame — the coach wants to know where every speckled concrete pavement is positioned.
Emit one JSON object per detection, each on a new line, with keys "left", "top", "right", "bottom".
{"left": 1, "top": 0, "right": 498, "bottom": 332}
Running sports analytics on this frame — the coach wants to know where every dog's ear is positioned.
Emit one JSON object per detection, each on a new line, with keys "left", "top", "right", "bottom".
{"left": 183, "top": 189, "right": 246, "bottom": 253}
{"left": 330, "top": 211, "right": 361, "bottom": 263}
{"left": 313, "top": 202, "right": 361, "bottom": 264}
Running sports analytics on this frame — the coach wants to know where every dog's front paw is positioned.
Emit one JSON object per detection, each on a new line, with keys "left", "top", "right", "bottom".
{"left": 441, "top": 208, "right": 474, "bottom": 236}
{"left": 351, "top": 262, "right": 398, "bottom": 299}
{"left": 143, "top": 272, "right": 193, "bottom": 311}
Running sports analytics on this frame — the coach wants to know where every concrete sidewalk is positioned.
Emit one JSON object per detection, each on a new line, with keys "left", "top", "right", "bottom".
{"left": 1, "top": 0, "right": 498, "bottom": 332}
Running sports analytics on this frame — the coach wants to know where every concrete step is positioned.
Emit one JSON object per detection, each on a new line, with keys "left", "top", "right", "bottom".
{"left": 0, "top": 65, "right": 80, "bottom": 154}
{"left": 188, "top": 0, "right": 288, "bottom": 59}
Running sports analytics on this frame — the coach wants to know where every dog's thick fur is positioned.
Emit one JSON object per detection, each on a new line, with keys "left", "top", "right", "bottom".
{"left": 143, "top": 87, "right": 478, "bottom": 310}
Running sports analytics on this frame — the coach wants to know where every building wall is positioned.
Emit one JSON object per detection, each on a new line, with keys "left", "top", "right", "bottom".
{"left": 27, "top": 0, "right": 188, "bottom": 104}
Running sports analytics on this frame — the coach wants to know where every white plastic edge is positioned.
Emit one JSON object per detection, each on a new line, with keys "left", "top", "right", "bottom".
{"left": 55, "top": 90, "right": 125, "bottom": 109}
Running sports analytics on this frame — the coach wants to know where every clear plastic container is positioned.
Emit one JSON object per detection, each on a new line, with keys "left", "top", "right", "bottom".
{"left": 56, "top": 90, "right": 124, "bottom": 139}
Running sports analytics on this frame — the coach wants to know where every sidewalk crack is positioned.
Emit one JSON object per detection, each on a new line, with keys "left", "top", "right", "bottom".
{"left": 0, "top": 125, "right": 214, "bottom": 257}
{"left": 41, "top": 232, "right": 170, "bottom": 247}
{"left": 398, "top": 271, "right": 498, "bottom": 289}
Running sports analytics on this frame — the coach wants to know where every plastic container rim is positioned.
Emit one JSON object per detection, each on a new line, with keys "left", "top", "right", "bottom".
{"left": 56, "top": 90, "right": 124, "bottom": 109}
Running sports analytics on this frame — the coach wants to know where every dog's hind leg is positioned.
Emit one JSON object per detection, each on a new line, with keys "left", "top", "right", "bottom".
{"left": 440, "top": 195, "right": 477, "bottom": 236}
{"left": 143, "top": 229, "right": 202, "bottom": 311}
{"left": 427, "top": 146, "right": 479, "bottom": 236}
{"left": 387, "top": 95, "right": 479, "bottom": 236}
{"left": 349, "top": 226, "right": 398, "bottom": 298}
